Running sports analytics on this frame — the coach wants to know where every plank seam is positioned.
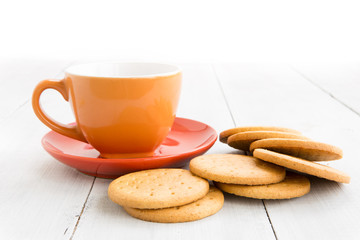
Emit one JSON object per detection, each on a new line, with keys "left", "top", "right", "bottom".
{"left": 0, "top": 99, "right": 30, "bottom": 125}
{"left": 291, "top": 66, "right": 360, "bottom": 118}
{"left": 211, "top": 64, "right": 237, "bottom": 126}
{"left": 263, "top": 200, "right": 278, "bottom": 240}
{"left": 69, "top": 177, "right": 96, "bottom": 240}
{"left": 212, "top": 64, "right": 277, "bottom": 240}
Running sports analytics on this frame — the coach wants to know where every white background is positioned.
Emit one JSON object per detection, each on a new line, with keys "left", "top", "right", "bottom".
{"left": 1, "top": 0, "right": 360, "bottom": 63}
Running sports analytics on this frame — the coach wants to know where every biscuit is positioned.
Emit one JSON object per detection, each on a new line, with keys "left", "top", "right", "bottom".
{"left": 253, "top": 149, "right": 350, "bottom": 183}
{"left": 250, "top": 138, "right": 343, "bottom": 161}
{"left": 189, "top": 154, "right": 285, "bottom": 185}
{"left": 108, "top": 169, "right": 209, "bottom": 209}
{"left": 219, "top": 126, "right": 301, "bottom": 143}
{"left": 123, "top": 187, "right": 224, "bottom": 223}
{"left": 227, "top": 131, "right": 308, "bottom": 151}
{"left": 215, "top": 172, "right": 310, "bottom": 199}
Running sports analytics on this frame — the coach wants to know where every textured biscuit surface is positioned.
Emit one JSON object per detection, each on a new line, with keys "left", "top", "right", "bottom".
{"left": 108, "top": 169, "right": 209, "bottom": 209}
{"left": 219, "top": 126, "right": 301, "bottom": 143}
{"left": 123, "top": 187, "right": 224, "bottom": 223}
{"left": 189, "top": 154, "right": 285, "bottom": 185}
{"left": 253, "top": 149, "right": 350, "bottom": 183}
{"left": 250, "top": 138, "right": 343, "bottom": 161}
{"left": 227, "top": 131, "right": 308, "bottom": 151}
{"left": 215, "top": 172, "right": 310, "bottom": 199}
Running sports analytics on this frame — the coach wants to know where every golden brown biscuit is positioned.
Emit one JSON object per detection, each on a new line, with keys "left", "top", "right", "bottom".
{"left": 253, "top": 148, "right": 350, "bottom": 183}
{"left": 220, "top": 126, "right": 301, "bottom": 143}
{"left": 123, "top": 187, "right": 224, "bottom": 223}
{"left": 189, "top": 154, "right": 285, "bottom": 185}
{"left": 227, "top": 131, "right": 308, "bottom": 151}
{"left": 215, "top": 172, "right": 310, "bottom": 199}
{"left": 250, "top": 138, "right": 343, "bottom": 161}
{"left": 108, "top": 169, "right": 209, "bottom": 209}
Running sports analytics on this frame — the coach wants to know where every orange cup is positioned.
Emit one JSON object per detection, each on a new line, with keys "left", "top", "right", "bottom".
{"left": 32, "top": 62, "right": 182, "bottom": 158}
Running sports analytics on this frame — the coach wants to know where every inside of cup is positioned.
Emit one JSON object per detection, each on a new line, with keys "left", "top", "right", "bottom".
{"left": 66, "top": 62, "right": 180, "bottom": 78}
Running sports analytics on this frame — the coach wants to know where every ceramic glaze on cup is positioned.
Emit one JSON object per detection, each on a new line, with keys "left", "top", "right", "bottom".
{"left": 32, "top": 62, "right": 182, "bottom": 158}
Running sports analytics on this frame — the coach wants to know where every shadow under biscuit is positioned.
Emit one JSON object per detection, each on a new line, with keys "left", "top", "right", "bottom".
{"left": 308, "top": 175, "right": 342, "bottom": 196}
{"left": 222, "top": 191, "right": 264, "bottom": 204}
{"left": 226, "top": 149, "right": 248, "bottom": 155}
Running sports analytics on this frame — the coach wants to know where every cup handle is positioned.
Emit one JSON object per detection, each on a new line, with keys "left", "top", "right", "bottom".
{"left": 32, "top": 79, "right": 87, "bottom": 142}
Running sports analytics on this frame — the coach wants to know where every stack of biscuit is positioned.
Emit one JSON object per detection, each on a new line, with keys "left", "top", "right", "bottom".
{"left": 108, "top": 168, "right": 224, "bottom": 223}
{"left": 189, "top": 126, "right": 349, "bottom": 200}
{"left": 108, "top": 126, "right": 350, "bottom": 222}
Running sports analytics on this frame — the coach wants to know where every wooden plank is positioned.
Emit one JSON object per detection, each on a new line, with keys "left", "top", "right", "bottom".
{"left": 0, "top": 59, "right": 73, "bottom": 122}
{"left": 71, "top": 64, "right": 276, "bottom": 240}
{"left": 214, "top": 63, "right": 360, "bottom": 239}
{"left": 0, "top": 60, "right": 96, "bottom": 239}
{"left": 292, "top": 63, "right": 360, "bottom": 115}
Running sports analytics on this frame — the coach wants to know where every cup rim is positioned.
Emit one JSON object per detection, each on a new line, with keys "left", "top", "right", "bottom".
{"left": 65, "top": 61, "right": 181, "bottom": 78}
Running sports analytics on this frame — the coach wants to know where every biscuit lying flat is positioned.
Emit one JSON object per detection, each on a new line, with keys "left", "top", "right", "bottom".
{"left": 215, "top": 172, "right": 310, "bottom": 199}
{"left": 220, "top": 126, "right": 301, "bottom": 143}
{"left": 124, "top": 187, "right": 224, "bottom": 223}
{"left": 189, "top": 154, "right": 285, "bottom": 185}
{"left": 108, "top": 169, "right": 209, "bottom": 209}
{"left": 227, "top": 131, "right": 308, "bottom": 151}
{"left": 250, "top": 138, "right": 343, "bottom": 161}
{"left": 253, "top": 149, "right": 350, "bottom": 183}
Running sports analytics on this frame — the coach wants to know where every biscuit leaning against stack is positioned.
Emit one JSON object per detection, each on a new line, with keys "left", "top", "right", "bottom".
{"left": 108, "top": 168, "right": 224, "bottom": 223}
{"left": 221, "top": 126, "right": 350, "bottom": 184}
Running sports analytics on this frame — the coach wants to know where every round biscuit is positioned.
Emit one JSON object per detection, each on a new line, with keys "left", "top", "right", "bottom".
{"left": 214, "top": 172, "right": 310, "bottom": 199}
{"left": 219, "top": 126, "right": 301, "bottom": 143}
{"left": 253, "top": 148, "right": 350, "bottom": 183}
{"left": 250, "top": 138, "right": 343, "bottom": 161}
{"left": 108, "top": 169, "right": 209, "bottom": 209}
{"left": 227, "top": 131, "right": 308, "bottom": 151}
{"left": 189, "top": 154, "right": 286, "bottom": 185}
{"left": 123, "top": 187, "right": 224, "bottom": 223}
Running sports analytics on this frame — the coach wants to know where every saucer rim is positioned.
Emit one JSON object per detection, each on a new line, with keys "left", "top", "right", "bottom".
{"left": 41, "top": 117, "right": 218, "bottom": 163}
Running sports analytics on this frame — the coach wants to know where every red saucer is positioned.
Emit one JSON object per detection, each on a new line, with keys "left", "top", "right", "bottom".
{"left": 41, "top": 117, "right": 217, "bottom": 178}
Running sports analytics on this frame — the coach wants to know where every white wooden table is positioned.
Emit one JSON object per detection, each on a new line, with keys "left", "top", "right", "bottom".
{"left": 1, "top": 60, "right": 359, "bottom": 240}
